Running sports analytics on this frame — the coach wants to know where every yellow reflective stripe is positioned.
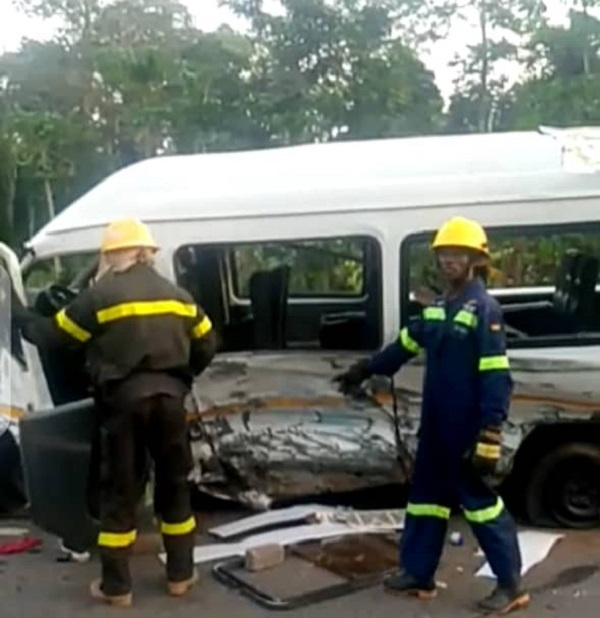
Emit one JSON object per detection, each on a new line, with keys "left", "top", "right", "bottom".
{"left": 97, "top": 300, "right": 198, "bottom": 323}
{"left": 97, "top": 530, "right": 137, "bottom": 548}
{"left": 0, "top": 405, "right": 25, "bottom": 420}
{"left": 479, "top": 355, "right": 510, "bottom": 371}
{"left": 55, "top": 308, "right": 92, "bottom": 342}
{"left": 475, "top": 443, "right": 501, "bottom": 459}
{"left": 423, "top": 306, "right": 445, "bottom": 321}
{"left": 398, "top": 327, "right": 421, "bottom": 354}
{"left": 407, "top": 502, "right": 451, "bottom": 519}
{"left": 463, "top": 497, "right": 504, "bottom": 524}
{"left": 160, "top": 516, "right": 196, "bottom": 536}
{"left": 191, "top": 315, "right": 212, "bottom": 339}
{"left": 454, "top": 309, "right": 477, "bottom": 328}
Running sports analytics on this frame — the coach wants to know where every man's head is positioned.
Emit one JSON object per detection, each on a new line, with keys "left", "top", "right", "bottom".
{"left": 99, "top": 218, "right": 158, "bottom": 273}
{"left": 431, "top": 216, "right": 489, "bottom": 287}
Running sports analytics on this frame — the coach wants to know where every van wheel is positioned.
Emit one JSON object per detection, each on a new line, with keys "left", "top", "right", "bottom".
{"left": 525, "top": 443, "right": 600, "bottom": 529}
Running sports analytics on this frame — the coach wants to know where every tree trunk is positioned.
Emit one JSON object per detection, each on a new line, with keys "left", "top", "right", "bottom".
{"left": 478, "top": 0, "right": 490, "bottom": 133}
{"left": 43, "top": 178, "right": 62, "bottom": 275}
{"left": 0, "top": 140, "right": 16, "bottom": 244}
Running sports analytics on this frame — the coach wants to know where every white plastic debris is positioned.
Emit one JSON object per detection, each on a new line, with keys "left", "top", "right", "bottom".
{"left": 208, "top": 504, "right": 335, "bottom": 539}
{"left": 163, "top": 510, "right": 406, "bottom": 566}
{"left": 0, "top": 527, "right": 29, "bottom": 537}
{"left": 58, "top": 540, "right": 91, "bottom": 563}
{"left": 476, "top": 530, "right": 564, "bottom": 578}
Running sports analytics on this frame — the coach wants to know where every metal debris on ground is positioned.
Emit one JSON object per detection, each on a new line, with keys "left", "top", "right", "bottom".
{"left": 314, "top": 508, "right": 405, "bottom": 529}
{"left": 163, "top": 507, "right": 405, "bottom": 566}
{"left": 212, "top": 535, "right": 398, "bottom": 610}
{"left": 208, "top": 504, "right": 336, "bottom": 539}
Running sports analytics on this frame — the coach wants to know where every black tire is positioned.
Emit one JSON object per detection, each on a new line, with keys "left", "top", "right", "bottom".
{"left": 525, "top": 442, "right": 600, "bottom": 529}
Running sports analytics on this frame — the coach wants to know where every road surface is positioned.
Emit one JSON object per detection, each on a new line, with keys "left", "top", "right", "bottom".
{"left": 0, "top": 514, "right": 598, "bottom": 617}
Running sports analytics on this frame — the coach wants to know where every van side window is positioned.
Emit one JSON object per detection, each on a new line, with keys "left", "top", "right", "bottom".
{"left": 400, "top": 223, "right": 600, "bottom": 348}
{"left": 0, "top": 265, "right": 27, "bottom": 370}
{"left": 174, "top": 236, "right": 382, "bottom": 353}
{"left": 23, "top": 252, "right": 98, "bottom": 306}
{"left": 230, "top": 239, "right": 366, "bottom": 298}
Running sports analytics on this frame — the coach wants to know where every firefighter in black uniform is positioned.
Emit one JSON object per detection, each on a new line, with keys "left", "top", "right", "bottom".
{"left": 11, "top": 218, "right": 217, "bottom": 608}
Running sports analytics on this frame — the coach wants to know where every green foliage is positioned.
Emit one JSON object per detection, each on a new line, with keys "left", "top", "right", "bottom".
{"left": 232, "top": 238, "right": 366, "bottom": 297}
{"left": 407, "top": 231, "right": 600, "bottom": 297}
{"left": 2, "top": 0, "right": 442, "bottom": 247}
{"left": 2, "top": 0, "right": 600, "bottom": 298}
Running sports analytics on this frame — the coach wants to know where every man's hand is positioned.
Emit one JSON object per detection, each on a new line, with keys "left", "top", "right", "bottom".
{"left": 472, "top": 426, "right": 502, "bottom": 476}
{"left": 333, "top": 358, "right": 371, "bottom": 395}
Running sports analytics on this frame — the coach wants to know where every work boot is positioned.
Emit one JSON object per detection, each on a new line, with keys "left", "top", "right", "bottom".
{"left": 477, "top": 583, "right": 530, "bottom": 614}
{"left": 167, "top": 569, "right": 198, "bottom": 597}
{"left": 89, "top": 579, "right": 132, "bottom": 608}
{"left": 383, "top": 569, "right": 437, "bottom": 600}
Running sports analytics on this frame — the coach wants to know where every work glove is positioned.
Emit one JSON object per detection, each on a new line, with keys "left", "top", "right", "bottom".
{"left": 472, "top": 426, "right": 502, "bottom": 476}
{"left": 333, "top": 358, "right": 372, "bottom": 395}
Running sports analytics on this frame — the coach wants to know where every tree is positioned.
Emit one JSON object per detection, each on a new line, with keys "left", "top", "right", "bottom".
{"left": 438, "top": 0, "right": 546, "bottom": 133}
{"left": 223, "top": 0, "right": 444, "bottom": 143}
{"left": 502, "top": 8, "right": 600, "bottom": 129}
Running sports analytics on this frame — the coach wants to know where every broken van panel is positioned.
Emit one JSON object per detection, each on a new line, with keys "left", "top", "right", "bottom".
{"left": 184, "top": 351, "right": 600, "bottom": 515}
{"left": 186, "top": 352, "right": 409, "bottom": 509}
{"left": 19, "top": 399, "right": 99, "bottom": 551}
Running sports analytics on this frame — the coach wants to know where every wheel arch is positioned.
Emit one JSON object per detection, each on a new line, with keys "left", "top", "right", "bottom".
{"left": 505, "top": 419, "right": 600, "bottom": 527}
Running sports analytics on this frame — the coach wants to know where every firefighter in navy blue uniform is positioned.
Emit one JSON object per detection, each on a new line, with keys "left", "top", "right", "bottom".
{"left": 11, "top": 218, "right": 217, "bottom": 608}
{"left": 335, "top": 216, "right": 530, "bottom": 615}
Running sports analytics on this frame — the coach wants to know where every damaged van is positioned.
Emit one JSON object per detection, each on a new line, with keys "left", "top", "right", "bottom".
{"left": 2, "top": 127, "right": 600, "bottom": 550}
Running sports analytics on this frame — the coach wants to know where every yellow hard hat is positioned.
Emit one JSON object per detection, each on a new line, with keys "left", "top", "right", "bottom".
{"left": 431, "top": 216, "right": 489, "bottom": 256}
{"left": 100, "top": 218, "right": 158, "bottom": 254}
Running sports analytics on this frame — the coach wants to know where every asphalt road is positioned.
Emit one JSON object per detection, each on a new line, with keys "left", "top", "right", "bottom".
{"left": 0, "top": 515, "right": 598, "bottom": 618}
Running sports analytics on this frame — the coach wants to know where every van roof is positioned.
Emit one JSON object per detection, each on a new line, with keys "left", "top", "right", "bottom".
{"left": 27, "top": 129, "right": 600, "bottom": 251}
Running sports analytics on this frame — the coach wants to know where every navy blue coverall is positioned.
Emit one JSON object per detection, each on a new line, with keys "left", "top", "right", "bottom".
{"left": 367, "top": 278, "right": 522, "bottom": 587}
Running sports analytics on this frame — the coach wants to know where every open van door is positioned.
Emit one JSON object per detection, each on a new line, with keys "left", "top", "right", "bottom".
{"left": 0, "top": 242, "right": 99, "bottom": 551}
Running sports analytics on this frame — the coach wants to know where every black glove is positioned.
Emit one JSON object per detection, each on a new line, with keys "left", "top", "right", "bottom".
{"left": 471, "top": 426, "right": 502, "bottom": 476}
{"left": 333, "top": 358, "right": 372, "bottom": 395}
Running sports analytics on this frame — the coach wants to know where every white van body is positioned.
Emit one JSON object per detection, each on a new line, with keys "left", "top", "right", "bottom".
{"left": 3, "top": 129, "right": 600, "bottom": 541}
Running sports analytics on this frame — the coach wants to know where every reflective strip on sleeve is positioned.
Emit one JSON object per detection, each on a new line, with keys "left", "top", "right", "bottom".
{"left": 160, "top": 516, "right": 196, "bottom": 536}
{"left": 406, "top": 502, "right": 451, "bottom": 519}
{"left": 475, "top": 442, "right": 502, "bottom": 459}
{"left": 191, "top": 315, "right": 213, "bottom": 339}
{"left": 423, "top": 306, "right": 445, "bottom": 321}
{"left": 398, "top": 327, "right": 421, "bottom": 354}
{"left": 454, "top": 309, "right": 477, "bottom": 329}
{"left": 479, "top": 355, "right": 510, "bottom": 371}
{"left": 97, "top": 529, "right": 137, "bottom": 548}
{"left": 462, "top": 497, "right": 504, "bottom": 524}
{"left": 97, "top": 300, "right": 198, "bottom": 323}
{"left": 55, "top": 308, "right": 92, "bottom": 342}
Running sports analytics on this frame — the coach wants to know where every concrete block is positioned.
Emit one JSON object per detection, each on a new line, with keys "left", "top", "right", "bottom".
{"left": 245, "top": 543, "right": 285, "bottom": 572}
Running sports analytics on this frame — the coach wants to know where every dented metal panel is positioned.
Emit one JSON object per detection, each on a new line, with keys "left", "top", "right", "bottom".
{"left": 184, "top": 350, "right": 600, "bottom": 508}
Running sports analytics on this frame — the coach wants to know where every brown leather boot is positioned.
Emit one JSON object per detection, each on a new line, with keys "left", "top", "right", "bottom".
{"left": 89, "top": 579, "right": 132, "bottom": 608}
{"left": 167, "top": 569, "right": 198, "bottom": 597}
